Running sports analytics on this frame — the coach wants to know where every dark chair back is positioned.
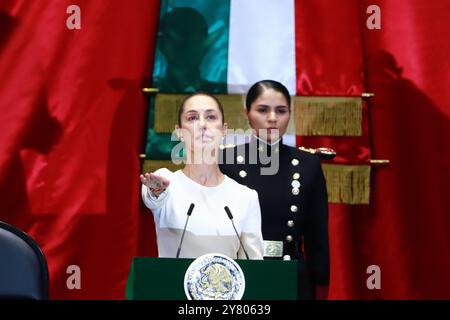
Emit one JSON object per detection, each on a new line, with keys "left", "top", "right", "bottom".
{"left": 0, "top": 221, "right": 49, "bottom": 299}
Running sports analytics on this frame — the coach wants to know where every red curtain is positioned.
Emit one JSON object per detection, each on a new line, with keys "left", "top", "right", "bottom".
{"left": 295, "top": 0, "right": 450, "bottom": 299}
{"left": 0, "top": 0, "right": 449, "bottom": 299}
{"left": 361, "top": 0, "right": 450, "bottom": 299}
{"left": 0, "top": 0, "right": 160, "bottom": 298}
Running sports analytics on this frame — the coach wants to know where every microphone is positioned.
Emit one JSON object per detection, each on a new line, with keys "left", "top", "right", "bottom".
{"left": 176, "top": 203, "right": 195, "bottom": 258}
{"left": 224, "top": 206, "right": 249, "bottom": 260}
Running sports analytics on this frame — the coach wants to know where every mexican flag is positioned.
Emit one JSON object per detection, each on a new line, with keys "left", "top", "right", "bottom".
{"left": 153, "top": 0, "right": 297, "bottom": 95}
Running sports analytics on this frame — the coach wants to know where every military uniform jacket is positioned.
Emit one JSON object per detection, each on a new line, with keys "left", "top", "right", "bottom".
{"left": 219, "top": 138, "right": 330, "bottom": 296}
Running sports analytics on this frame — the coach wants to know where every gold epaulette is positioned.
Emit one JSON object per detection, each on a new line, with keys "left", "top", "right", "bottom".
{"left": 298, "top": 146, "right": 337, "bottom": 159}
{"left": 298, "top": 146, "right": 316, "bottom": 154}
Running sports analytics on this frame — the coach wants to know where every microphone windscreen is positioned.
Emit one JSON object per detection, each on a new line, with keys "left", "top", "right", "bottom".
{"left": 187, "top": 203, "right": 195, "bottom": 216}
{"left": 224, "top": 206, "right": 233, "bottom": 220}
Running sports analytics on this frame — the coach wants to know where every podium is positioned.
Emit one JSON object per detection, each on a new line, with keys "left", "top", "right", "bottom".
{"left": 126, "top": 257, "right": 298, "bottom": 300}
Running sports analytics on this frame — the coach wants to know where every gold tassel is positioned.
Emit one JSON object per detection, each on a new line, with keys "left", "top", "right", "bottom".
{"left": 294, "top": 97, "right": 362, "bottom": 136}
{"left": 154, "top": 94, "right": 185, "bottom": 133}
{"left": 322, "top": 164, "right": 371, "bottom": 204}
{"left": 142, "top": 160, "right": 184, "bottom": 174}
{"left": 216, "top": 94, "right": 249, "bottom": 132}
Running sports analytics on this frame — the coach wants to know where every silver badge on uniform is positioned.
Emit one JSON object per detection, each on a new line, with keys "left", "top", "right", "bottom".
{"left": 263, "top": 240, "right": 283, "bottom": 258}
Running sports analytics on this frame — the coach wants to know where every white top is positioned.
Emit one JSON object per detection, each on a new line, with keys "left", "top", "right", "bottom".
{"left": 141, "top": 169, "right": 264, "bottom": 260}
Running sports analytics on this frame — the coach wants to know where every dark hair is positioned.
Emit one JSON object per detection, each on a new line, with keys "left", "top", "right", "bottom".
{"left": 178, "top": 92, "right": 225, "bottom": 126}
{"left": 245, "top": 80, "right": 291, "bottom": 111}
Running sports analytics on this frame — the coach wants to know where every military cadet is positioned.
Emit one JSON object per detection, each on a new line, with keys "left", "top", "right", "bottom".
{"left": 219, "top": 80, "right": 330, "bottom": 299}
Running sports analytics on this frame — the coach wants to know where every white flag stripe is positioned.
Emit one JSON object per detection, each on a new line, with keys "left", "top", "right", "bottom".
{"left": 227, "top": 0, "right": 297, "bottom": 95}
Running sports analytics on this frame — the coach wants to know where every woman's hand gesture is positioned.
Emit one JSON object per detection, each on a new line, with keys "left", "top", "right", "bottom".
{"left": 140, "top": 172, "right": 170, "bottom": 198}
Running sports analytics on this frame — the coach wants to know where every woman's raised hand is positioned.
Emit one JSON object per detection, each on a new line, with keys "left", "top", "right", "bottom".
{"left": 140, "top": 172, "right": 170, "bottom": 197}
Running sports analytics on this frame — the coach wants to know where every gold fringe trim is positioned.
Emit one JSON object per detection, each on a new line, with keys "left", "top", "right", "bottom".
{"left": 142, "top": 162, "right": 370, "bottom": 205}
{"left": 322, "top": 164, "right": 370, "bottom": 204}
{"left": 153, "top": 94, "right": 296, "bottom": 135}
{"left": 153, "top": 94, "right": 184, "bottom": 133}
{"left": 294, "top": 97, "right": 362, "bottom": 136}
{"left": 142, "top": 160, "right": 184, "bottom": 174}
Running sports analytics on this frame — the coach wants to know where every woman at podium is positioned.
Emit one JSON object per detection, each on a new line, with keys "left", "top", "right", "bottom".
{"left": 140, "top": 93, "right": 264, "bottom": 260}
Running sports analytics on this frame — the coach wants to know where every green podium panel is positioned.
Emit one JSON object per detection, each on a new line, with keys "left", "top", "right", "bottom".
{"left": 126, "top": 257, "right": 298, "bottom": 300}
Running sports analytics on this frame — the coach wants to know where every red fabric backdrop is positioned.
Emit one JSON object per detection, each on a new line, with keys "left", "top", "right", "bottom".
{"left": 0, "top": 0, "right": 449, "bottom": 299}
{"left": 295, "top": 0, "right": 450, "bottom": 299}
{"left": 360, "top": 0, "right": 450, "bottom": 299}
{"left": 0, "top": 0, "right": 160, "bottom": 298}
